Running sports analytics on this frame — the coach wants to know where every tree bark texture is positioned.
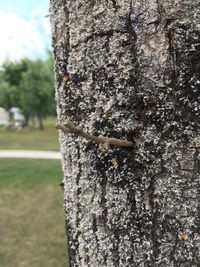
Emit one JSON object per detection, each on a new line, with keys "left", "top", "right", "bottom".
{"left": 50, "top": 1, "right": 200, "bottom": 266}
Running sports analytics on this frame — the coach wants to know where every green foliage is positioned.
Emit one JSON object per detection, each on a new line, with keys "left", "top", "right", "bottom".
{"left": 2, "top": 58, "right": 29, "bottom": 86}
{"left": 0, "top": 81, "right": 15, "bottom": 110}
{"left": 0, "top": 59, "right": 30, "bottom": 109}
{"left": 0, "top": 53, "right": 55, "bottom": 129}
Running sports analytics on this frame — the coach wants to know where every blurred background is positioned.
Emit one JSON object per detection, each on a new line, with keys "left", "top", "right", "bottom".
{"left": 0, "top": 1, "right": 68, "bottom": 266}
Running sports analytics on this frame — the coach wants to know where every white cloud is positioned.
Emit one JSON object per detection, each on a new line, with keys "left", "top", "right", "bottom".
{"left": 0, "top": 10, "right": 50, "bottom": 64}
{"left": 31, "top": 6, "right": 46, "bottom": 17}
{"left": 30, "top": 6, "right": 51, "bottom": 36}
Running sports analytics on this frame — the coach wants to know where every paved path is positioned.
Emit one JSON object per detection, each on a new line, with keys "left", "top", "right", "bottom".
{"left": 0, "top": 150, "right": 61, "bottom": 159}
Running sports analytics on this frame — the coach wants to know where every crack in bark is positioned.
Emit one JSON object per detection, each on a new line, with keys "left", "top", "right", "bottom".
{"left": 110, "top": 0, "right": 119, "bottom": 11}
{"left": 70, "top": 28, "right": 133, "bottom": 49}
{"left": 166, "top": 24, "right": 178, "bottom": 86}
{"left": 148, "top": 175, "right": 160, "bottom": 262}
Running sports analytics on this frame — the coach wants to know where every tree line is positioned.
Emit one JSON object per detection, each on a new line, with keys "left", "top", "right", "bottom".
{"left": 0, "top": 52, "right": 55, "bottom": 130}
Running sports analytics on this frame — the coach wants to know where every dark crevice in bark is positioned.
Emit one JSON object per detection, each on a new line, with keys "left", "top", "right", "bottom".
{"left": 149, "top": 185, "right": 160, "bottom": 261}
{"left": 171, "top": 24, "right": 200, "bottom": 138}
{"left": 126, "top": 189, "right": 138, "bottom": 266}
{"left": 193, "top": 148, "right": 200, "bottom": 236}
{"left": 112, "top": 230, "right": 120, "bottom": 266}
{"left": 66, "top": 225, "right": 78, "bottom": 265}
{"left": 157, "top": 1, "right": 166, "bottom": 24}
{"left": 63, "top": 4, "right": 70, "bottom": 70}
{"left": 63, "top": 153, "right": 74, "bottom": 267}
{"left": 91, "top": 184, "right": 100, "bottom": 257}
{"left": 99, "top": 175, "right": 108, "bottom": 226}
{"left": 169, "top": 233, "right": 179, "bottom": 265}
{"left": 76, "top": 145, "right": 81, "bottom": 184}
{"left": 64, "top": 200, "right": 73, "bottom": 267}
{"left": 85, "top": 29, "right": 114, "bottom": 43}
{"left": 166, "top": 25, "right": 178, "bottom": 87}
{"left": 110, "top": 0, "right": 117, "bottom": 10}
{"left": 128, "top": 0, "right": 137, "bottom": 43}
{"left": 68, "top": 145, "right": 82, "bottom": 266}
{"left": 53, "top": 4, "right": 70, "bottom": 86}
{"left": 51, "top": 0, "right": 71, "bottom": 125}
{"left": 92, "top": 215, "right": 100, "bottom": 254}
{"left": 147, "top": 0, "right": 163, "bottom": 28}
{"left": 71, "top": 29, "right": 134, "bottom": 49}
{"left": 76, "top": 145, "right": 82, "bottom": 264}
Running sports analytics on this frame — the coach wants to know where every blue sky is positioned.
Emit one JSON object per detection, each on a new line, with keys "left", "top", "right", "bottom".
{"left": 0, "top": 0, "right": 51, "bottom": 64}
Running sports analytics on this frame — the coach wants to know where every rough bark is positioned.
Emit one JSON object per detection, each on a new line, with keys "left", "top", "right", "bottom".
{"left": 50, "top": 1, "right": 200, "bottom": 266}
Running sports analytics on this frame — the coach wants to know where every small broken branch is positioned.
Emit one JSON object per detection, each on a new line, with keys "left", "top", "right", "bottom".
{"left": 56, "top": 121, "right": 134, "bottom": 148}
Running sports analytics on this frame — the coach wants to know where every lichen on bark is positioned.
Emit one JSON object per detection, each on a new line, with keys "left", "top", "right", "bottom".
{"left": 50, "top": 0, "right": 200, "bottom": 266}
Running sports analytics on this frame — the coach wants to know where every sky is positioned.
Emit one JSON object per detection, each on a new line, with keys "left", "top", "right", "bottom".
{"left": 0, "top": 0, "right": 51, "bottom": 64}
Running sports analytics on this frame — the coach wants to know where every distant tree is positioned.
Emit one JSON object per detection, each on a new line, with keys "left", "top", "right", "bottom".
{"left": 2, "top": 59, "right": 28, "bottom": 86}
{"left": 0, "top": 53, "right": 55, "bottom": 129}
{"left": 0, "top": 80, "right": 14, "bottom": 110}
{"left": 20, "top": 57, "right": 55, "bottom": 130}
{"left": 0, "top": 59, "right": 29, "bottom": 110}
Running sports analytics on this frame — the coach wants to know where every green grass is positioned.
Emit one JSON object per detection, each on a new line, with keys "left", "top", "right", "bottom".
{"left": 0, "top": 117, "right": 59, "bottom": 151}
{"left": 0, "top": 159, "right": 69, "bottom": 267}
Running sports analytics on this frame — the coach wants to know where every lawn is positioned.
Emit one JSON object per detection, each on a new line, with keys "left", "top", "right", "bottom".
{"left": 0, "top": 159, "right": 69, "bottom": 267}
{"left": 0, "top": 117, "right": 60, "bottom": 151}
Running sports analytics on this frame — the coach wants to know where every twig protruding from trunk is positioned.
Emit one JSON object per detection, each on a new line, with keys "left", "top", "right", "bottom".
{"left": 56, "top": 121, "right": 134, "bottom": 148}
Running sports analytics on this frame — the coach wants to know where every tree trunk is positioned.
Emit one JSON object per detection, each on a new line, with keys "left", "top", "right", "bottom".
{"left": 50, "top": 1, "right": 200, "bottom": 266}
{"left": 23, "top": 114, "right": 29, "bottom": 128}
{"left": 37, "top": 116, "right": 44, "bottom": 131}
